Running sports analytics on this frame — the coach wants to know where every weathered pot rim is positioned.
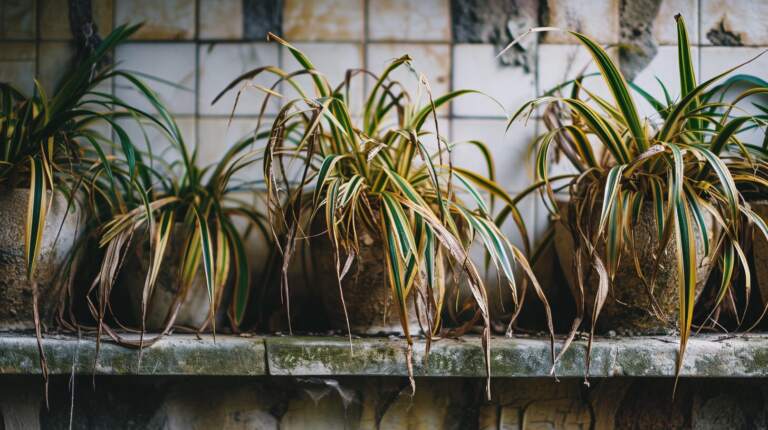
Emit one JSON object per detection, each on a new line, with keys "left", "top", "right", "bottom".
{"left": 0, "top": 188, "right": 84, "bottom": 331}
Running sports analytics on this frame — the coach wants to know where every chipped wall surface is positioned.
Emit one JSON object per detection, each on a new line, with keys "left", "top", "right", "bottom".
{"left": 3, "top": 1, "right": 768, "bottom": 427}
{"left": 2, "top": 0, "right": 767, "bottom": 250}
{"left": 3, "top": 375, "right": 768, "bottom": 429}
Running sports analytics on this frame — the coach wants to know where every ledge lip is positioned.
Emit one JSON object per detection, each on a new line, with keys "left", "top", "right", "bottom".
{"left": 0, "top": 333, "right": 267, "bottom": 376}
{"left": 2, "top": 333, "right": 768, "bottom": 378}
{"left": 264, "top": 334, "right": 768, "bottom": 378}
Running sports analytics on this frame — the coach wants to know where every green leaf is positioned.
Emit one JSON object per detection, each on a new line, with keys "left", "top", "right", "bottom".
{"left": 598, "top": 164, "right": 626, "bottom": 236}
{"left": 676, "top": 14, "right": 699, "bottom": 132}
{"left": 194, "top": 208, "right": 216, "bottom": 310}
{"left": 25, "top": 156, "right": 48, "bottom": 279}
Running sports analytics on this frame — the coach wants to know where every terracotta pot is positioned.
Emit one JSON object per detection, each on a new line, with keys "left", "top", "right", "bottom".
{"left": 0, "top": 189, "right": 83, "bottom": 330}
{"left": 118, "top": 225, "right": 227, "bottom": 331}
{"left": 751, "top": 201, "right": 768, "bottom": 310}
{"left": 554, "top": 200, "right": 717, "bottom": 334}
{"left": 312, "top": 216, "right": 423, "bottom": 335}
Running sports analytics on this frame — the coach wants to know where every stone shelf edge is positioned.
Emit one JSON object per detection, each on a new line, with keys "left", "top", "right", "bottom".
{"left": 2, "top": 333, "right": 768, "bottom": 378}
{"left": 0, "top": 334, "right": 267, "bottom": 376}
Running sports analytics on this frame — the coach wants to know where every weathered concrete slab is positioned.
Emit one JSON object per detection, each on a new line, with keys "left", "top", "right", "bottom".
{"left": 3, "top": 333, "right": 768, "bottom": 378}
{"left": 0, "top": 334, "right": 266, "bottom": 375}
{"left": 265, "top": 334, "right": 768, "bottom": 378}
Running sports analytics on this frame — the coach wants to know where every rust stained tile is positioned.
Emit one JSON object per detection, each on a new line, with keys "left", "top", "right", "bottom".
{"left": 115, "top": 0, "right": 196, "bottom": 40}
{"left": 200, "top": 0, "right": 244, "bottom": 40}
{"left": 544, "top": 0, "right": 620, "bottom": 45}
{"left": 40, "top": 0, "right": 113, "bottom": 40}
{"left": 0, "top": 0, "right": 36, "bottom": 40}
{"left": 701, "top": 0, "right": 768, "bottom": 46}
{"left": 368, "top": 0, "right": 451, "bottom": 42}
{"left": 283, "top": 0, "right": 364, "bottom": 41}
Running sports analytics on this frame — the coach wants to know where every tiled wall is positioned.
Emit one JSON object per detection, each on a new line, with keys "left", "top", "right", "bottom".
{"left": 3, "top": 0, "right": 768, "bottom": 245}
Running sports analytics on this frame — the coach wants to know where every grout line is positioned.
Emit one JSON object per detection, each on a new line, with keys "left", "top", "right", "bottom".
{"left": 277, "top": 36, "right": 284, "bottom": 110}
{"left": 94, "top": 38, "right": 469, "bottom": 45}
{"left": 21, "top": 35, "right": 762, "bottom": 47}
{"left": 447, "top": 0, "right": 454, "bottom": 122}
{"left": 697, "top": 0, "right": 703, "bottom": 80}
{"left": 193, "top": 0, "right": 201, "bottom": 151}
{"left": 109, "top": 0, "right": 117, "bottom": 152}
{"left": 362, "top": 0, "right": 369, "bottom": 96}
{"left": 34, "top": 0, "right": 40, "bottom": 81}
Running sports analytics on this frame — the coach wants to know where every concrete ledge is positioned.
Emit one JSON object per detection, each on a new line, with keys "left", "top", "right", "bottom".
{"left": 2, "top": 333, "right": 768, "bottom": 378}
{"left": 0, "top": 334, "right": 266, "bottom": 376}
{"left": 266, "top": 334, "right": 768, "bottom": 378}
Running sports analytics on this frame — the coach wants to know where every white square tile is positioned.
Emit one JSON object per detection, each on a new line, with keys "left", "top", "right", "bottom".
{"left": 368, "top": 0, "right": 451, "bottom": 42}
{"left": 198, "top": 117, "right": 308, "bottom": 183}
{"left": 700, "top": 47, "right": 768, "bottom": 80}
{"left": 38, "top": 42, "right": 75, "bottom": 95}
{"left": 415, "top": 117, "right": 451, "bottom": 156}
{"left": 0, "top": 42, "right": 35, "bottom": 94}
{"left": 544, "top": 0, "right": 619, "bottom": 44}
{"left": 632, "top": 45, "right": 699, "bottom": 123}
{"left": 354, "top": 114, "right": 450, "bottom": 167}
{"left": 733, "top": 121, "right": 767, "bottom": 147}
{"left": 0, "top": 0, "right": 35, "bottom": 40}
{"left": 39, "top": 42, "right": 112, "bottom": 100}
{"left": 115, "top": 116, "right": 196, "bottom": 177}
{"left": 282, "top": 43, "right": 364, "bottom": 114}
{"left": 453, "top": 44, "right": 535, "bottom": 118}
{"left": 701, "top": 0, "right": 768, "bottom": 46}
{"left": 197, "top": 117, "right": 305, "bottom": 181}
{"left": 652, "top": 0, "right": 698, "bottom": 45}
{"left": 115, "top": 43, "right": 197, "bottom": 115}
{"left": 197, "top": 117, "right": 263, "bottom": 173}
{"left": 115, "top": 0, "right": 196, "bottom": 40}
{"left": 537, "top": 44, "right": 614, "bottom": 103}
{"left": 199, "top": 0, "right": 244, "bottom": 40}
{"left": 529, "top": 119, "right": 583, "bottom": 189}
{"left": 198, "top": 43, "right": 280, "bottom": 116}
{"left": 366, "top": 43, "right": 451, "bottom": 114}
{"left": 451, "top": 118, "right": 536, "bottom": 191}
{"left": 283, "top": 0, "right": 364, "bottom": 41}
{"left": 701, "top": 47, "right": 768, "bottom": 122}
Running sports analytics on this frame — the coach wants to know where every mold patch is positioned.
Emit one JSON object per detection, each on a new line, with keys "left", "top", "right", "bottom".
{"left": 619, "top": 0, "right": 662, "bottom": 82}
{"left": 706, "top": 20, "right": 743, "bottom": 46}
{"left": 451, "top": 0, "right": 541, "bottom": 72}
{"left": 243, "top": 0, "right": 283, "bottom": 39}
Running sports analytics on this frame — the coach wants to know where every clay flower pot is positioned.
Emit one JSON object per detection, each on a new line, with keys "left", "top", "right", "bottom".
{"left": 554, "top": 200, "right": 717, "bottom": 334}
{"left": 118, "top": 225, "right": 227, "bottom": 331}
{"left": 751, "top": 201, "right": 768, "bottom": 310}
{"left": 312, "top": 216, "right": 423, "bottom": 335}
{"left": 0, "top": 189, "right": 83, "bottom": 330}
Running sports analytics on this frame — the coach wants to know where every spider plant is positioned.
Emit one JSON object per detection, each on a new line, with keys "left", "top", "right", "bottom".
{"left": 696, "top": 74, "right": 768, "bottom": 325}
{"left": 215, "top": 33, "right": 554, "bottom": 397}
{"left": 85, "top": 110, "right": 272, "bottom": 346}
{"left": 0, "top": 24, "right": 157, "bottom": 285}
{"left": 635, "top": 73, "right": 768, "bottom": 327}
{"left": 0, "top": 23, "right": 200, "bottom": 392}
{"left": 505, "top": 15, "right": 765, "bottom": 380}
